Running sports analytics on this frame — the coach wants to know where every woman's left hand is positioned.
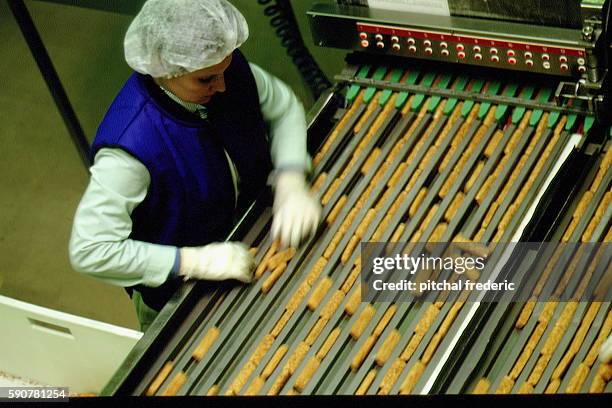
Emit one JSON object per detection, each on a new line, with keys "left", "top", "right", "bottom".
{"left": 271, "top": 171, "right": 321, "bottom": 248}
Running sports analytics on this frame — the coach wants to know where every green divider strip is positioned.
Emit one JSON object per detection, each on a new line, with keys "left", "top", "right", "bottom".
{"left": 493, "top": 83, "right": 519, "bottom": 122}
{"left": 511, "top": 86, "right": 535, "bottom": 124}
{"left": 461, "top": 79, "right": 484, "bottom": 117}
{"left": 346, "top": 65, "right": 371, "bottom": 103}
{"left": 477, "top": 81, "right": 502, "bottom": 119}
{"left": 584, "top": 116, "right": 595, "bottom": 133}
{"left": 364, "top": 66, "right": 388, "bottom": 103}
{"left": 395, "top": 70, "right": 420, "bottom": 109}
{"left": 411, "top": 72, "right": 437, "bottom": 111}
{"left": 547, "top": 111, "right": 561, "bottom": 128}
{"left": 379, "top": 69, "right": 404, "bottom": 106}
{"left": 427, "top": 74, "right": 453, "bottom": 112}
{"left": 444, "top": 75, "right": 469, "bottom": 115}
{"left": 529, "top": 88, "right": 552, "bottom": 127}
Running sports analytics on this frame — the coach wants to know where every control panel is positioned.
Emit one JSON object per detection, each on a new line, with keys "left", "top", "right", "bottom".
{"left": 356, "top": 22, "right": 587, "bottom": 77}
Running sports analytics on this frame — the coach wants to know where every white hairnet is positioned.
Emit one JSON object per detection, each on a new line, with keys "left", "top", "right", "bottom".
{"left": 124, "top": 0, "right": 249, "bottom": 78}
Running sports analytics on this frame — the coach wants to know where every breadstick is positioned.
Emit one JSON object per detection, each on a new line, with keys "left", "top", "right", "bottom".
{"left": 527, "top": 354, "right": 551, "bottom": 385}
{"left": 362, "top": 148, "right": 381, "bottom": 174}
{"left": 250, "top": 334, "right": 275, "bottom": 366}
{"left": 340, "top": 265, "right": 361, "bottom": 294}
{"left": 268, "top": 248, "right": 296, "bottom": 271}
{"left": 375, "top": 329, "right": 402, "bottom": 366}
{"left": 400, "top": 333, "right": 424, "bottom": 362}
{"left": 249, "top": 247, "right": 258, "bottom": 256}
{"left": 262, "top": 262, "right": 287, "bottom": 293}
{"left": 228, "top": 361, "right": 256, "bottom": 395}
{"left": 352, "top": 335, "right": 377, "bottom": 371}
{"left": 356, "top": 209, "right": 377, "bottom": 238}
{"left": 356, "top": 369, "right": 377, "bottom": 395}
{"left": 320, "top": 290, "right": 344, "bottom": 320}
{"left": 307, "top": 277, "right": 333, "bottom": 310}
{"left": 589, "top": 374, "right": 606, "bottom": 393}
{"left": 599, "top": 363, "right": 612, "bottom": 381}
{"left": 422, "top": 333, "right": 442, "bottom": 364}
{"left": 286, "top": 342, "right": 310, "bottom": 375}
{"left": 305, "top": 317, "right": 329, "bottom": 346}
{"left": 271, "top": 309, "right": 293, "bottom": 337}
{"left": 192, "top": 327, "right": 220, "bottom": 361}
{"left": 350, "top": 305, "right": 376, "bottom": 339}
{"left": 317, "top": 327, "right": 341, "bottom": 360}
{"left": 484, "top": 129, "right": 503, "bottom": 157}
{"left": 516, "top": 299, "right": 536, "bottom": 329}
{"left": 541, "top": 303, "right": 577, "bottom": 355}
{"left": 415, "top": 304, "right": 440, "bottom": 336}
{"left": 437, "top": 302, "right": 463, "bottom": 337}
{"left": 345, "top": 285, "right": 362, "bottom": 316}
{"left": 262, "top": 345, "right": 288, "bottom": 379}
{"left": 286, "top": 281, "right": 310, "bottom": 312}
{"left": 267, "top": 369, "right": 290, "bottom": 395}
{"left": 244, "top": 376, "right": 265, "bottom": 396}
{"left": 398, "top": 360, "right": 425, "bottom": 395}
{"left": 538, "top": 301, "right": 558, "bottom": 325}
{"left": 373, "top": 306, "right": 397, "bottom": 337}
{"left": 206, "top": 385, "right": 220, "bottom": 396}
{"left": 161, "top": 371, "right": 187, "bottom": 396}
{"left": 255, "top": 240, "right": 280, "bottom": 278}
{"left": 565, "top": 363, "right": 589, "bottom": 393}
{"left": 545, "top": 379, "right": 560, "bottom": 394}
{"left": 388, "top": 162, "right": 408, "bottom": 188}
{"left": 147, "top": 361, "right": 174, "bottom": 396}
{"left": 444, "top": 192, "right": 465, "bottom": 222}
{"left": 327, "top": 195, "right": 348, "bottom": 225}
{"left": 307, "top": 257, "right": 328, "bottom": 286}
{"left": 311, "top": 172, "right": 327, "bottom": 193}
{"left": 341, "top": 236, "right": 360, "bottom": 264}
{"left": 472, "top": 378, "right": 490, "bottom": 394}
{"left": 379, "top": 358, "right": 407, "bottom": 394}
{"left": 409, "top": 188, "right": 428, "bottom": 218}
{"left": 517, "top": 382, "right": 534, "bottom": 394}
{"left": 495, "top": 376, "right": 514, "bottom": 394}
{"left": 322, "top": 179, "right": 342, "bottom": 205}
{"left": 294, "top": 356, "right": 321, "bottom": 392}
{"left": 509, "top": 323, "right": 546, "bottom": 379}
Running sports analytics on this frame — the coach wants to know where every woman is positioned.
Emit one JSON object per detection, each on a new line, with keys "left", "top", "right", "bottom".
{"left": 69, "top": 0, "right": 321, "bottom": 331}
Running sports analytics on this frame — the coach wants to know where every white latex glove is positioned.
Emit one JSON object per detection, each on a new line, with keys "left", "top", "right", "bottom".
{"left": 271, "top": 170, "right": 321, "bottom": 248}
{"left": 179, "top": 242, "right": 254, "bottom": 283}
{"left": 600, "top": 335, "right": 612, "bottom": 363}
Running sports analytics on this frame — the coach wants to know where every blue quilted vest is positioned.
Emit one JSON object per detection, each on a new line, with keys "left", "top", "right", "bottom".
{"left": 92, "top": 50, "right": 272, "bottom": 310}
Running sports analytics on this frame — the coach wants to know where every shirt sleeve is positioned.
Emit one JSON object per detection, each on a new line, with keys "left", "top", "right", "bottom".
{"left": 249, "top": 62, "right": 311, "bottom": 173}
{"left": 68, "top": 147, "right": 178, "bottom": 288}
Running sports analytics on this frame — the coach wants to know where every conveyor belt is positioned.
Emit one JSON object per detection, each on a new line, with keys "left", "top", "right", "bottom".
{"left": 112, "top": 64, "right": 605, "bottom": 396}
{"left": 447, "top": 146, "right": 612, "bottom": 395}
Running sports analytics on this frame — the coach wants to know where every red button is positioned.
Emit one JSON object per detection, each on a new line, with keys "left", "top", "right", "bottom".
{"left": 559, "top": 55, "right": 568, "bottom": 63}
{"left": 360, "top": 40, "right": 369, "bottom": 48}
{"left": 473, "top": 45, "right": 481, "bottom": 53}
{"left": 507, "top": 50, "right": 515, "bottom": 57}
{"left": 490, "top": 48, "right": 498, "bottom": 55}
{"left": 458, "top": 51, "right": 466, "bottom": 59}
{"left": 525, "top": 59, "right": 534, "bottom": 67}
{"left": 542, "top": 53, "right": 550, "bottom": 61}
{"left": 491, "top": 55, "right": 500, "bottom": 62}
{"left": 524, "top": 51, "right": 533, "bottom": 59}
{"left": 359, "top": 32, "right": 368, "bottom": 40}
{"left": 508, "top": 57, "right": 517, "bottom": 65}
{"left": 474, "top": 53, "right": 483, "bottom": 61}
{"left": 456, "top": 44, "right": 465, "bottom": 51}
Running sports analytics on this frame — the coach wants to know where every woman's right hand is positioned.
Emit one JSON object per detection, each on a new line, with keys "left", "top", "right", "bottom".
{"left": 179, "top": 242, "right": 255, "bottom": 283}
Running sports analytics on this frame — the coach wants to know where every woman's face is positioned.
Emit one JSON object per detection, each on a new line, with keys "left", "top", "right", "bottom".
{"left": 156, "top": 53, "right": 233, "bottom": 105}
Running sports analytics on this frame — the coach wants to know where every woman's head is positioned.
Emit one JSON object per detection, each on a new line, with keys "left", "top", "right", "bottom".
{"left": 124, "top": 0, "right": 248, "bottom": 80}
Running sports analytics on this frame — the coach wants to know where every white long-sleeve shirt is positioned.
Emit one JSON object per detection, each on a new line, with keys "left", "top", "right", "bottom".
{"left": 69, "top": 63, "right": 309, "bottom": 288}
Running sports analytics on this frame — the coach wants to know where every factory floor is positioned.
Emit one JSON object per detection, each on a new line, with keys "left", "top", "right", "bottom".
{"left": 0, "top": 0, "right": 344, "bottom": 330}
